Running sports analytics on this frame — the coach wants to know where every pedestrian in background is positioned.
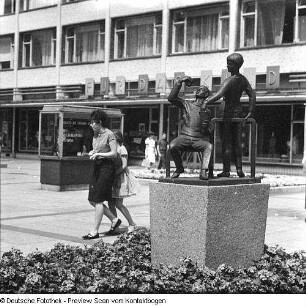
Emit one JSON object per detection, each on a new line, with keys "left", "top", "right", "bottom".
{"left": 144, "top": 132, "right": 157, "bottom": 169}
{"left": 82, "top": 109, "right": 121, "bottom": 240}
{"left": 106, "top": 130, "right": 139, "bottom": 234}
{"left": 157, "top": 132, "right": 168, "bottom": 170}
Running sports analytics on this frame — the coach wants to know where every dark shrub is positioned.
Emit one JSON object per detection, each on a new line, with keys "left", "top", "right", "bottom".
{"left": 0, "top": 229, "right": 305, "bottom": 293}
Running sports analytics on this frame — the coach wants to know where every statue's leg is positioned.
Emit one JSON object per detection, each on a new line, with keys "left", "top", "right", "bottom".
{"left": 232, "top": 122, "right": 245, "bottom": 177}
{"left": 169, "top": 136, "right": 188, "bottom": 178}
{"left": 191, "top": 139, "right": 212, "bottom": 180}
{"left": 217, "top": 122, "right": 231, "bottom": 177}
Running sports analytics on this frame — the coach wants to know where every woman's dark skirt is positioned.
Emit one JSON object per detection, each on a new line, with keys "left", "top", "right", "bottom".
{"left": 88, "top": 159, "right": 115, "bottom": 203}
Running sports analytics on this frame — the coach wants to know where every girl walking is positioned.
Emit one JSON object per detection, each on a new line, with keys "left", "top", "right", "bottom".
{"left": 106, "top": 130, "right": 139, "bottom": 234}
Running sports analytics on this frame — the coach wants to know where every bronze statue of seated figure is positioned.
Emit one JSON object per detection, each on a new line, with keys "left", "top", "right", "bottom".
{"left": 168, "top": 76, "right": 212, "bottom": 180}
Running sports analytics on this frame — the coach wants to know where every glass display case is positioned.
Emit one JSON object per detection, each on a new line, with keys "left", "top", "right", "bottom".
{"left": 39, "top": 105, "right": 123, "bottom": 191}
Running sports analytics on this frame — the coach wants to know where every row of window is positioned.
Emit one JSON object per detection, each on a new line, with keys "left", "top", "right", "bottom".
{"left": 1, "top": 0, "right": 84, "bottom": 15}
{"left": 1, "top": 0, "right": 306, "bottom": 70}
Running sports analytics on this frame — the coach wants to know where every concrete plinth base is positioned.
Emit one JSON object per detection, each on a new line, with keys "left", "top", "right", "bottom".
{"left": 150, "top": 180, "right": 270, "bottom": 270}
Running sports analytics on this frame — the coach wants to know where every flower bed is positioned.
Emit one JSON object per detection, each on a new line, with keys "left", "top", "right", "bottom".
{"left": 1, "top": 229, "right": 305, "bottom": 293}
{"left": 131, "top": 169, "right": 306, "bottom": 188}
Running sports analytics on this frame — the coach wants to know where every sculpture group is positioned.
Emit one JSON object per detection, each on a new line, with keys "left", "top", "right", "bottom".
{"left": 168, "top": 53, "right": 256, "bottom": 180}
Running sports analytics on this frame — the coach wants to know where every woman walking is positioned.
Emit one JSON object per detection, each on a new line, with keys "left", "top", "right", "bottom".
{"left": 106, "top": 130, "right": 139, "bottom": 234}
{"left": 82, "top": 109, "right": 121, "bottom": 240}
{"left": 145, "top": 132, "right": 156, "bottom": 169}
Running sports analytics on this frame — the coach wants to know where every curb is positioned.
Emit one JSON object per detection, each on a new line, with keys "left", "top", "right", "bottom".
{"left": 269, "top": 185, "right": 306, "bottom": 195}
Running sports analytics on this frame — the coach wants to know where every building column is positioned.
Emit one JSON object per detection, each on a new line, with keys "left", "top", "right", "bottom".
{"left": 104, "top": 0, "right": 111, "bottom": 78}
{"left": 304, "top": 103, "right": 306, "bottom": 160}
{"left": 229, "top": 0, "right": 239, "bottom": 53}
{"left": 12, "top": 107, "right": 16, "bottom": 158}
{"left": 159, "top": 1, "right": 169, "bottom": 139}
{"left": 161, "top": 0, "right": 169, "bottom": 73}
{"left": 13, "top": 0, "right": 20, "bottom": 101}
{"left": 159, "top": 103, "right": 164, "bottom": 140}
{"left": 56, "top": 0, "right": 64, "bottom": 99}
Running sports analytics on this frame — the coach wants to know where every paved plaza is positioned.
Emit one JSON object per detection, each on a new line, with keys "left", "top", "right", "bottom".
{"left": 0, "top": 157, "right": 306, "bottom": 257}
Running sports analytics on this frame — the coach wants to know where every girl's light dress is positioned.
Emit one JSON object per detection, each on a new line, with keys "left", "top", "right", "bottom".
{"left": 112, "top": 145, "right": 140, "bottom": 198}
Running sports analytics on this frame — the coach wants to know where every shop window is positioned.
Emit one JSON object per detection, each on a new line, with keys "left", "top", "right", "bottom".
{"left": 18, "top": 109, "right": 39, "bottom": 152}
{"left": 20, "top": 29, "right": 56, "bottom": 68}
{"left": 254, "top": 105, "right": 291, "bottom": 161}
{"left": 171, "top": 5, "right": 229, "bottom": 54}
{"left": 113, "top": 13, "right": 162, "bottom": 59}
{"left": 1, "top": 0, "right": 15, "bottom": 15}
{"left": 291, "top": 123, "right": 304, "bottom": 162}
{"left": 62, "top": 113, "right": 92, "bottom": 157}
{"left": 20, "top": 0, "right": 57, "bottom": 12}
{"left": 0, "top": 36, "right": 14, "bottom": 70}
{"left": 40, "top": 113, "right": 59, "bottom": 156}
{"left": 240, "top": 0, "right": 305, "bottom": 48}
{"left": 63, "top": 22, "right": 105, "bottom": 63}
{"left": 0, "top": 109, "right": 13, "bottom": 152}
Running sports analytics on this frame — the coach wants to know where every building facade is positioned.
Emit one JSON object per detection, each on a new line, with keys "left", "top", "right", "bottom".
{"left": 0, "top": 0, "right": 306, "bottom": 167}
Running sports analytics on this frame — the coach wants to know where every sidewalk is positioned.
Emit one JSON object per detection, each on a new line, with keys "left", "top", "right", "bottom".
{"left": 0, "top": 157, "right": 305, "bottom": 257}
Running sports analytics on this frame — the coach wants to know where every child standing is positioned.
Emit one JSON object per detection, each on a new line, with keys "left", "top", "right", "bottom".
{"left": 106, "top": 130, "right": 139, "bottom": 234}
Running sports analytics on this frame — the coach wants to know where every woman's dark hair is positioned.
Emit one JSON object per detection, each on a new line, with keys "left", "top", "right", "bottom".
{"left": 113, "top": 130, "right": 123, "bottom": 146}
{"left": 90, "top": 109, "right": 108, "bottom": 128}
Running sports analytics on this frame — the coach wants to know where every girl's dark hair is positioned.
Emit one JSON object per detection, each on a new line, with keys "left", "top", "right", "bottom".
{"left": 90, "top": 109, "right": 108, "bottom": 128}
{"left": 113, "top": 130, "right": 123, "bottom": 145}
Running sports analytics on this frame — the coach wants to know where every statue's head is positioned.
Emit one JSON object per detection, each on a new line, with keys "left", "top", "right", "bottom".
{"left": 196, "top": 85, "right": 210, "bottom": 100}
{"left": 227, "top": 53, "right": 244, "bottom": 69}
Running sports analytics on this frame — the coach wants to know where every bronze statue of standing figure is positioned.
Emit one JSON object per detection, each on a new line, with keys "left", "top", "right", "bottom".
{"left": 203, "top": 53, "right": 256, "bottom": 178}
{"left": 168, "top": 76, "right": 212, "bottom": 180}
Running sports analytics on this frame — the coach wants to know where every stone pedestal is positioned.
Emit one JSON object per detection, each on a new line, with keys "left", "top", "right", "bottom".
{"left": 150, "top": 179, "right": 270, "bottom": 270}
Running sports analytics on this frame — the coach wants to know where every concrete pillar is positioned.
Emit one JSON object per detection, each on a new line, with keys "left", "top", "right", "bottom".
{"left": 104, "top": 0, "right": 111, "bottom": 77}
{"left": 161, "top": 0, "right": 169, "bottom": 73}
{"left": 159, "top": 1, "right": 169, "bottom": 139}
{"left": 12, "top": 107, "right": 16, "bottom": 158}
{"left": 13, "top": 88, "right": 22, "bottom": 101}
{"left": 159, "top": 103, "right": 164, "bottom": 139}
{"left": 13, "top": 0, "right": 20, "bottom": 95}
{"left": 229, "top": 0, "right": 239, "bottom": 53}
{"left": 56, "top": 1, "right": 63, "bottom": 100}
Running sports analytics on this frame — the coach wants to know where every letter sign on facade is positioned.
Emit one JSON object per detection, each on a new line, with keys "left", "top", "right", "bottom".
{"left": 243, "top": 67, "right": 256, "bottom": 89}
{"left": 100, "top": 77, "right": 109, "bottom": 96}
{"left": 138, "top": 74, "right": 149, "bottom": 95}
{"left": 85, "top": 78, "right": 95, "bottom": 98}
{"left": 155, "top": 73, "right": 167, "bottom": 93}
{"left": 116, "top": 76, "right": 126, "bottom": 95}
{"left": 266, "top": 66, "right": 280, "bottom": 89}
{"left": 201, "top": 70, "right": 213, "bottom": 91}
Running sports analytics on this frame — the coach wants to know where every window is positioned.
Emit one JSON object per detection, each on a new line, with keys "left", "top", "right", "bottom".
{"left": 20, "top": 29, "right": 56, "bottom": 68}
{"left": 20, "top": 0, "right": 57, "bottom": 12}
{"left": 114, "top": 14, "right": 162, "bottom": 59}
{"left": 62, "top": 0, "right": 82, "bottom": 3}
{"left": 171, "top": 6, "right": 229, "bottom": 54}
{"left": 0, "top": 36, "right": 14, "bottom": 69}
{"left": 297, "top": 0, "right": 306, "bottom": 41}
{"left": 1, "top": 0, "right": 15, "bottom": 15}
{"left": 240, "top": 0, "right": 305, "bottom": 48}
{"left": 63, "top": 23, "right": 105, "bottom": 63}
{"left": 19, "top": 109, "right": 39, "bottom": 152}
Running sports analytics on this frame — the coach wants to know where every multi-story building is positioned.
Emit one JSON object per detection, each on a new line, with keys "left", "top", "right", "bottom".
{"left": 0, "top": 0, "right": 305, "bottom": 170}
